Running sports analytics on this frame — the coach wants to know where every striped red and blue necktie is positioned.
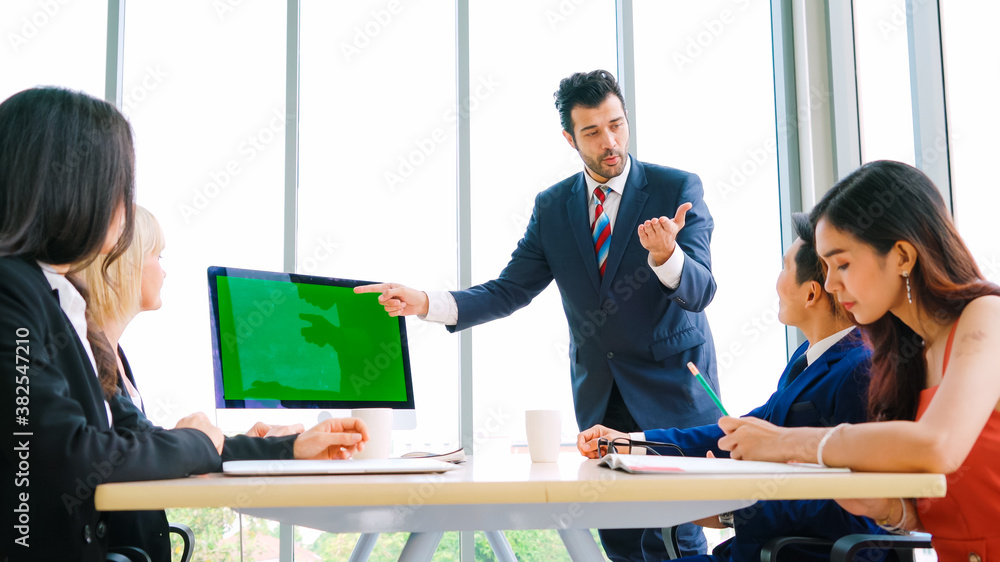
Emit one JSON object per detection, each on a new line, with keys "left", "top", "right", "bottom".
{"left": 592, "top": 186, "right": 612, "bottom": 277}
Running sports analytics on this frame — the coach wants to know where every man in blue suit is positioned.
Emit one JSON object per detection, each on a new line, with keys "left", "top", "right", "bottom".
{"left": 578, "top": 213, "right": 884, "bottom": 562}
{"left": 358, "top": 69, "right": 719, "bottom": 559}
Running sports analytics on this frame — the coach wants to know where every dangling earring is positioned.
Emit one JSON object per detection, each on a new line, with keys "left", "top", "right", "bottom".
{"left": 902, "top": 271, "right": 912, "bottom": 304}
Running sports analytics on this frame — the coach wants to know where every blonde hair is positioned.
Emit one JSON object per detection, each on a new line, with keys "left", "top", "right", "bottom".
{"left": 83, "top": 205, "right": 165, "bottom": 330}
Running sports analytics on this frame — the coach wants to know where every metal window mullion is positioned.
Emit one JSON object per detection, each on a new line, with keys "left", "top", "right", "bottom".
{"left": 906, "top": 0, "right": 952, "bottom": 212}
{"left": 772, "top": 0, "right": 806, "bottom": 357}
{"left": 616, "top": 0, "right": 637, "bottom": 157}
{"left": 825, "top": 0, "right": 861, "bottom": 180}
{"left": 105, "top": 0, "right": 125, "bottom": 108}
{"left": 456, "top": 0, "right": 474, "bottom": 560}
{"left": 284, "top": 0, "right": 300, "bottom": 273}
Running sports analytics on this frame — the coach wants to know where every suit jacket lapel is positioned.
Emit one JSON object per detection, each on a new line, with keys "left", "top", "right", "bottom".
{"left": 600, "top": 158, "right": 648, "bottom": 295}
{"left": 770, "top": 339, "right": 851, "bottom": 426}
{"left": 567, "top": 174, "right": 602, "bottom": 293}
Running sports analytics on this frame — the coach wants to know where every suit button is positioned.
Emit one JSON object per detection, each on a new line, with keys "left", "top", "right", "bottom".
{"left": 969, "top": 553, "right": 981, "bottom": 562}
{"left": 606, "top": 352, "right": 615, "bottom": 359}
{"left": 96, "top": 521, "right": 107, "bottom": 538}
{"left": 83, "top": 524, "right": 93, "bottom": 544}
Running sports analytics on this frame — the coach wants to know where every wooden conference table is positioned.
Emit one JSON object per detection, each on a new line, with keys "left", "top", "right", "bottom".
{"left": 96, "top": 453, "right": 945, "bottom": 562}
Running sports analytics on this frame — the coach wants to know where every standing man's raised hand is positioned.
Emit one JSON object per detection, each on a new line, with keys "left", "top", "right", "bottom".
{"left": 638, "top": 202, "right": 693, "bottom": 266}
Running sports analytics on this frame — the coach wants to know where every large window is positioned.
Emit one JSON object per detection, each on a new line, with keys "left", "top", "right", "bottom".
{"left": 633, "top": 0, "right": 785, "bottom": 416}
{"left": 468, "top": 0, "right": 618, "bottom": 446}
{"left": 299, "top": 0, "right": 459, "bottom": 452}
{"left": 120, "top": 0, "right": 287, "bottom": 429}
{"left": 942, "top": 3, "right": 1000, "bottom": 283}
{"left": 0, "top": 1, "right": 106, "bottom": 100}
{"left": 18, "top": 0, "right": 990, "bottom": 557}
{"left": 852, "top": 0, "right": 916, "bottom": 165}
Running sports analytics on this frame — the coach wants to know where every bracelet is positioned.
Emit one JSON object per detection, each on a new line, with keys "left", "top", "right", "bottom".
{"left": 877, "top": 498, "right": 908, "bottom": 534}
{"left": 816, "top": 423, "right": 847, "bottom": 467}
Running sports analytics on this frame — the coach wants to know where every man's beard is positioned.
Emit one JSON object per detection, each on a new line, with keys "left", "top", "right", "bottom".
{"left": 582, "top": 148, "right": 627, "bottom": 180}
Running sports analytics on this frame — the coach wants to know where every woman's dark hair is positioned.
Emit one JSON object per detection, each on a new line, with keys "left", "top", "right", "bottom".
{"left": 0, "top": 87, "right": 136, "bottom": 397}
{"left": 0, "top": 87, "right": 135, "bottom": 268}
{"left": 809, "top": 160, "right": 1000, "bottom": 422}
{"left": 554, "top": 69, "right": 626, "bottom": 139}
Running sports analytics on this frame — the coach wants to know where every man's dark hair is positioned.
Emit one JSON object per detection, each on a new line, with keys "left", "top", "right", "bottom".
{"left": 791, "top": 212, "right": 841, "bottom": 318}
{"left": 791, "top": 212, "right": 823, "bottom": 287}
{"left": 554, "top": 69, "right": 626, "bottom": 139}
{"left": 0, "top": 87, "right": 135, "bottom": 268}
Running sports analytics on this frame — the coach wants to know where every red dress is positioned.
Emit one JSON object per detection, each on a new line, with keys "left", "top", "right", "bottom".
{"left": 915, "top": 322, "right": 1000, "bottom": 561}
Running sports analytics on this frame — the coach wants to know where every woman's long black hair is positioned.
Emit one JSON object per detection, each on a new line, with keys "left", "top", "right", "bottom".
{"left": 0, "top": 87, "right": 136, "bottom": 397}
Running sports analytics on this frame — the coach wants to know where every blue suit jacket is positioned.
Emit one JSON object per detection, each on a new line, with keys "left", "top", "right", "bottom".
{"left": 448, "top": 158, "right": 720, "bottom": 431}
{"left": 647, "top": 333, "right": 885, "bottom": 562}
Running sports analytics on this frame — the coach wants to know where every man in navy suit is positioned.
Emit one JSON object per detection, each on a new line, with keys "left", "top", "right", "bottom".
{"left": 578, "top": 213, "right": 884, "bottom": 562}
{"left": 358, "top": 69, "right": 719, "bottom": 559}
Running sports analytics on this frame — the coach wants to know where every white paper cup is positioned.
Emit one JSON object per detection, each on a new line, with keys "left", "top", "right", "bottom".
{"left": 351, "top": 408, "right": 393, "bottom": 460}
{"left": 525, "top": 410, "right": 561, "bottom": 463}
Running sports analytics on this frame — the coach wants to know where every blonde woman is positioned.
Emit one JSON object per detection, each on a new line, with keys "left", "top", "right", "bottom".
{"left": 81, "top": 206, "right": 360, "bottom": 560}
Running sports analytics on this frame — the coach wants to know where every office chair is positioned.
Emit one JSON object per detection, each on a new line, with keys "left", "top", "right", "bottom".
{"left": 106, "top": 523, "right": 195, "bottom": 562}
{"left": 662, "top": 526, "right": 683, "bottom": 559}
{"left": 759, "top": 533, "right": 933, "bottom": 561}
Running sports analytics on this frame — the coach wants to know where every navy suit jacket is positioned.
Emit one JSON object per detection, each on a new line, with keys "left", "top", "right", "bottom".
{"left": 646, "top": 332, "right": 884, "bottom": 562}
{"left": 448, "top": 157, "right": 720, "bottom": 431}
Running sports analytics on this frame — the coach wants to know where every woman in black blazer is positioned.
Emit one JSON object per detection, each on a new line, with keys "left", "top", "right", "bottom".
{"left": 0, "top": 88, "right": 367, "bottom": 561}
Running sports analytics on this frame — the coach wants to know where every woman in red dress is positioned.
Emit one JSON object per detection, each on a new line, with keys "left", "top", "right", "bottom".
{"left": 717, "top": 160, "right": 1000, "bottom": 561}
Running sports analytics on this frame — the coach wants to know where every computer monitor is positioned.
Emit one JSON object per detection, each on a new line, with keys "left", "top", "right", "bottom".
{"left": 207, "top": 266, "right": 416, "bottom": 430}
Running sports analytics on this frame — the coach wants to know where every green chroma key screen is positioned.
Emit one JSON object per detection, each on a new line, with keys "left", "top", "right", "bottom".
{"left": 207, "top": 267, "right": 414, "bottom": 409}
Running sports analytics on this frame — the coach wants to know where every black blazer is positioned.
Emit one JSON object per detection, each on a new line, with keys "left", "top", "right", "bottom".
{"left": 110, "top": 349, "right": 299, "bottom": 561}
{"left": 0, "top": 257, "right": 295, "bottom": 561}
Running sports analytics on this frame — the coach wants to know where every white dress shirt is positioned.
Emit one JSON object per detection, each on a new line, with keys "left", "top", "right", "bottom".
{"left": 120, "top": 369, "right": 144, "bottom": 412}
{"left": 38, "top": 263, "right": 113, "bottom": 426}
{"left": 628, "top": 325, "right": 858, "bottom": 450}
{"left": 424, "top": 156, "right": 686, "bottom": 325}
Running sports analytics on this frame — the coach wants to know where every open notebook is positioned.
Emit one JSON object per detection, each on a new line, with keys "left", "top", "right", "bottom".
{"left": 223, "top": 458, "right": 459, "bottom": 476}
{"left": 598, "top": 454, "right": 851, "bottom": 475}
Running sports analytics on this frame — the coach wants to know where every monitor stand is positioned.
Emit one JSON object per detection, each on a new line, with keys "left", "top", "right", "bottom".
{"left": 215, "top": 408, "right": 416, "bottom": 436}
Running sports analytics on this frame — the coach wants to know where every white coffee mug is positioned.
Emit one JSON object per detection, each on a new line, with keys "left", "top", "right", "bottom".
{"left": 351, "top": 408, "right": 393, "bottom": 460}
{"left": 525, "top": 410, "right": 561, "bottom": 463}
